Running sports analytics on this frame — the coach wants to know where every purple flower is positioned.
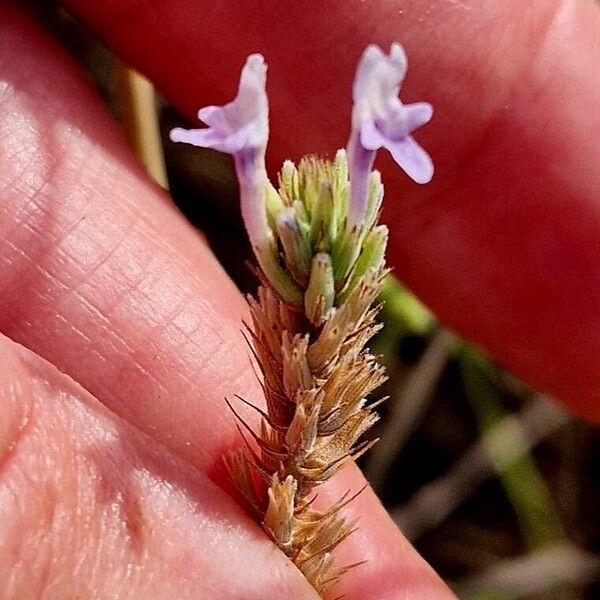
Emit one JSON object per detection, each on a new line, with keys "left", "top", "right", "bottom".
{"left": 170, "top": 54, "right": 272, "bottom": 250}
{"left": 347, "top": 43, "right": 433, "bottom": 230}
{"left": 169, "top": 45, "right": 434, "bottom": 303}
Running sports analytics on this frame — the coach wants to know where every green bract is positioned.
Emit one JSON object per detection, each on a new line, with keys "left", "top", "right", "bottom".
{"left": 261, "top": 150, "right": 388, "bottom": 324}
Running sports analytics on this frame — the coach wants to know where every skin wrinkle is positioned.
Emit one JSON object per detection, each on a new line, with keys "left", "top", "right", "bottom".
{"left": 0, "top": 174, "right": 54, "bottom": 241}
{"left": 1, "top": 119, "right": 100, "bottom": 336}
{"left": 76, "top": 222, "right": 255, "bottom": 446}
{"left": 27, "top": 136, "right": 248, "bottom": 406}
{"left": 1, "top": 431, "right": 57, "bottom": 598}
{"left": 0, "top": 148, "right": 54, "bottom": 219}
{"left": 0, "top": 351, "right": 32, "bottom": 486}
{"left": 0, "top": 109, "right": 254, "bottom": 459}
{"left": 77, "top": 226, "right": 165, "bottom": 321}
{"left": 2, "top": 237, "right": 116, "bottom": 349}
{"left": 0, "top": 141, "right": 57, "bottom": 256}
{"left": 2, "top": 221, "right": 205, "bottom": 452}
{"left": 69, "top": 224, "right": 253, "bottom": 434}
{"left": 0, "top": 412, "right": 33, "bottom": 485}
{"left": 36, "top": 489, "right": 62, "bottom": 599}
{"left": 40, "top": 384, "right": 143, "bottom": 596}
{"left": 2, "top": 86, "right": 109, "bottom": 236}
{"left": 133, "top": 211, "right": 242, "bottom": 318}
{"left": 58, "top": 205, "right": 138, "bottom": 276}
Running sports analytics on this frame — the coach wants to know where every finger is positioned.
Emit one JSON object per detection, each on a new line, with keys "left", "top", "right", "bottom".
{"left": 0, "top": 334, "right": 318, "bottom": 599}
{"left": 0, "top": 3, "right": 256, "bottom": 472}
{"left": 0, "top": 7, "right": 454, "bottom": 599}
{"left": 62, "top": 0, "right": 600, "bottom": 421}
{"left": 316, "top": 466, "right": 456, "bottom": 600}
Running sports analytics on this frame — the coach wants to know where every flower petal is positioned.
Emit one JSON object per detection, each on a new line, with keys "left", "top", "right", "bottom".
{"left": 359, "top": 118, "right": 386, "bottom": 151}
{"left": 403, "top": 102, "right": 434, "bottom": 131}
{"left": 170, "top": 53, "right": 268, "bottom": 158}
{"left": 346, "top": 42, "right": 434, "bottom": 228}
{"left": 353, "top": 43, "right": 407, "bottom": 105}
{"left": 386, "top": 135, "right": 434, "bottom": 184}
{"left": 170, "top": 125, "right": 249, "bottom": 154}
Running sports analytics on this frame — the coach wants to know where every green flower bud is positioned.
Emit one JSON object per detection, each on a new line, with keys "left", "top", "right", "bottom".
{"left": 310, "top": 183, "right": 336, "bottom": 252}
{"left": 304, "top": 252, "right": 335, "bottom": 326}
{"left": 255, "top": 241, "right": 303, "bottom": 306}
{"left": 338, "top": 225, "right": 388, "bottom": 305}
{"left": 277, "top": 208, "right": 312, "bottom": 286}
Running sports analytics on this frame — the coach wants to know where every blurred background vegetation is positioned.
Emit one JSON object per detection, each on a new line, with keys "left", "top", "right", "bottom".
{"left": 39, "top": 4, "right": 600, "bottom": 598}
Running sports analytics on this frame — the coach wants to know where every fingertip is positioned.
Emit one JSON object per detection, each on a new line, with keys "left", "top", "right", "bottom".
{"left": 317, "top": 464, "right": 456, "bottom": 600}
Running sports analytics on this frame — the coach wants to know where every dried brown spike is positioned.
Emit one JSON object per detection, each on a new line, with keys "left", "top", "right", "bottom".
{"left": 228, "top": 156, "right": 387, "bottom": 596}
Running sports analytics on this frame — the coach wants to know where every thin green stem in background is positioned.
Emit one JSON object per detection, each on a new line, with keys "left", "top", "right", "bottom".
{"left": 391, "top": 395, "right": 568, "bottom": 542}
{"left": 458, "top": 346, "right": 564, "bottom": 551}
{"left": 375, "top": 275, "right": 434, "bottom": 358}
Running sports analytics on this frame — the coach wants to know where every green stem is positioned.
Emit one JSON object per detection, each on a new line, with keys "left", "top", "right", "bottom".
{"left": 458, "top": 346, "right": 563, "bottom": 551}
{"left": 373, "top": 275, "right": 434, "bottom": 363}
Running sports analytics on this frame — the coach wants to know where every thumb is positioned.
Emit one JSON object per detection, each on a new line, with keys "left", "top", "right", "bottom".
{"left": 0, "top": 333, "right": 319, "bottom": 599}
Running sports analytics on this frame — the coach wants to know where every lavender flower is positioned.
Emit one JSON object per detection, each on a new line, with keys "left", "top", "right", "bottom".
{"left": 171, "top": 54, "right": 302, "bottom": 304}
{"left": 170, "top": 53, "right": 271, "bottom": 251}
{"left": 347, "top": 43, "right": 434, "bottom": 230}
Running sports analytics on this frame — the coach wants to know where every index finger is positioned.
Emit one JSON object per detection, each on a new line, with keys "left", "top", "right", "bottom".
{"left": 63, "top": 0, "right": 600, "bottom": 421}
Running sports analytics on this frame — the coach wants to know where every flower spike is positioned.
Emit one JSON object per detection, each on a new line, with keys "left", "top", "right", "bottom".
{"left": 347, "top": 43, "right": 434, "bottom": 230}
{"left": 171, "top": 43, "right": 435, "bottom": 596}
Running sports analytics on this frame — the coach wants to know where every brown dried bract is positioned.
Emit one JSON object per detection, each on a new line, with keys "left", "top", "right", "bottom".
{"left": 227, "top": 268, "right": 386, "bottom": 595}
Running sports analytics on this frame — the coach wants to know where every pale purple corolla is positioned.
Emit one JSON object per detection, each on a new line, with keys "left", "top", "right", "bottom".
{"left": 347, "top": 43, "right": 434, "bottom": 231}
{"left": 170, "top": 54, "right": 272, "bottom": 253}
{"left": 169, "top": 45, "right": 433, "bottom": 302}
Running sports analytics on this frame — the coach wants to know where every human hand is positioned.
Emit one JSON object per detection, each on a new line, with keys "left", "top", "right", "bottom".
{"left": 1, "top": 1, "right": 598, "bottom": 598}
{"left": 62, "top": 0, "right": 600, "bottom": 421}
{"left": 0, "top": 4, "right": 454, "bottom": 599}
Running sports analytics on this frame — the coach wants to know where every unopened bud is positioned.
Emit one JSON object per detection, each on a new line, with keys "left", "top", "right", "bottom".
{"left": 310, "top": 183, "right": 336, "bottom": 252}
{"left": 338, "top": 225, "right": 388, "bottom": 304}
{"left": 255, "top": 241, "right": 303, "bottom": 306}
{"left": 277, "top": 208, "right": 311, "bottom": 285}
{"left": 279, "top": 160, "right": 299, "bottom": 203}
{"left": 304, "top": 253, "right": 335, "bottom": 327}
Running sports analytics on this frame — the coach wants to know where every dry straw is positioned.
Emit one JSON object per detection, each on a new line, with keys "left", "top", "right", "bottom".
{"left": 171, "top": 43, "right": 433, "bottom": 596}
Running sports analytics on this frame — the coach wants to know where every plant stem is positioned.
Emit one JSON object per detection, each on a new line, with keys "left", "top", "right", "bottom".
{"left": 458, "top": 347, "right": 564, "bottom": 550}
{"left": 117, "top": 64, "right": 168, "bottom": 189}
